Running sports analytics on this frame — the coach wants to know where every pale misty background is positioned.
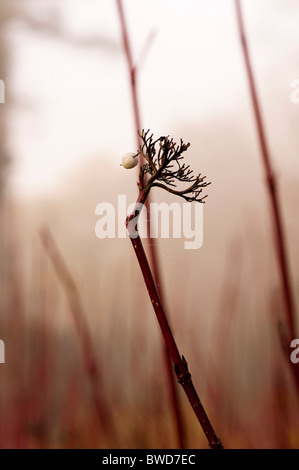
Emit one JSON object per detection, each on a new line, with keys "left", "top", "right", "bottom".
{"left": 8, "top": 0, "right": 298, "bottom": 321}
{"left": 0, "top": 0, "right": 299, "bottom": 448}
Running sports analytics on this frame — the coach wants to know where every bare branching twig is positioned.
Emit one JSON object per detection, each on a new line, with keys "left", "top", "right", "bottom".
{"left": 125, "top": 130, "right": 222, "bottom": 449}
{"left": 136, "top": 129, "right": 210, "bottom": 204}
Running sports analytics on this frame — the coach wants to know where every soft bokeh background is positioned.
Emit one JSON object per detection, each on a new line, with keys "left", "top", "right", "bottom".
{"left": 0, "top": 0, "right": 299, "bottom": 448}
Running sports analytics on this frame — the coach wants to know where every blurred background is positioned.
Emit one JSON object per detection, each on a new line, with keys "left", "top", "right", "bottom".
{"left": 0, "top": 0, "right": 299, "bottom": 448}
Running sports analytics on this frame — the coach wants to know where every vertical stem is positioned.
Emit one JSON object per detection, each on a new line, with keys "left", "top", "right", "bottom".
{"left": 234, "top": 0, "right": 296, "bottom": 341}
{"left": 235, "top": 0, "right": 299, "bottom": 398}
{"left": 115, "top": 0, "right": 141, "bottom": 151}
{"left": 40, "top": 228, "right": 118, "bottom": 441}
{"left": 116, "top": 0, "right": 186, "bottom": 448}
{"left": 126, "top": 214, "right": 223, "bottom": 449}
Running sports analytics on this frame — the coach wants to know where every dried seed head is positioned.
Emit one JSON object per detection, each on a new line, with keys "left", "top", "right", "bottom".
{"left": 137, "top": 129, "right": 210, "bottom": 203}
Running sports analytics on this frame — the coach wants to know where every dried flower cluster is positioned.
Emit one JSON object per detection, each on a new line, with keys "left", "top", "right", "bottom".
{"left": 137, "top": 129, "right": 210, "bottom": 202}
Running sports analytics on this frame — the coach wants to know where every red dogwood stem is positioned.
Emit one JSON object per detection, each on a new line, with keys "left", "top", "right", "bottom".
{"left": 116, "top": 0, "right": 186, "bottom": 448}
{"left": 126, "top": 207, "right": 223, "bottom": 449}
{"left": 234, "top": 0, "right": 296, "bottom": 341}
{"left": 234, "top": 0, "right": 299, "bottom": 393}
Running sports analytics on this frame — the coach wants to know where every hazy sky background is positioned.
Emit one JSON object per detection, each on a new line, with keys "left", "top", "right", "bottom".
{"left": 6, "top": 0, "right": 299, "bottom": 199}
{"left": 2, "top": 4, "right": 299, "bottom": 442}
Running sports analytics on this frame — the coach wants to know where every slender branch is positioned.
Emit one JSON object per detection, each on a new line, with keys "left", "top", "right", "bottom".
{"left": 116, "top": 0, "right": 142, "bottom": 161}
{"left": 235, "top": 1, "right": 296, "bottom": 333}
{"left": 116, "top": 0, "right": 186, "bottom": 448}
{"left": 235, "top": 0, "right": 296, "bottom": 339}
{"left": 234, "top": 0, "right": 299, "bottom": 390}
{"left": 125, "top": 207, "right": 223, "bottom": 449}
{"left": 151, "top": 181, "right": 209, "bottom": 202}
{"left": 135, "top": 29, "right": 157, "bottom": 73}
{"left": 39, "top": 227, "right": 118, "bottom": 441}
{"left": 125, "top": 135, "right": 221, "bottom": 447}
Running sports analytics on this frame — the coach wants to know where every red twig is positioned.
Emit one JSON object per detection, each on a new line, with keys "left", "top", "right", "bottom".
{"left": 234, "top": 0, "right": 299, "bottom": 388}
{"left": 116, "top": 0, "right": 141, "bottom": 152}
{"left": 116, "top": 0, "right": 186, "bottom": 448}
{"left": 126, "top": 193, "right": 223, "bottom": 449}
{"left": 40, "top": 227, "right": 117, "bottom": 440}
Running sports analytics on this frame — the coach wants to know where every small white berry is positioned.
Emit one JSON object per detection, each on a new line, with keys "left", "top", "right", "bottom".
{"left": 121, "top": 152, "right": 138, "bottom": 169}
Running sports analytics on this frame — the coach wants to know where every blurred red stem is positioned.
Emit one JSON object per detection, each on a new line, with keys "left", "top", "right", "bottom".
{"left": 235, "top": 0, "right": 296, "bottom": 341}
{"left": 126, "top": 196, "right": 223, "bottom": 449}
{"left": 116, "top": 0, "right": 141, "bottom": 154}
{"left": 235, "top": 0, "right": 299, "bottom": 393}
{"left": 116, "top": 0, "right": 186, "bottom": 448}
{"left": 40, "top": 228, "right": 117, "bottom": 439}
